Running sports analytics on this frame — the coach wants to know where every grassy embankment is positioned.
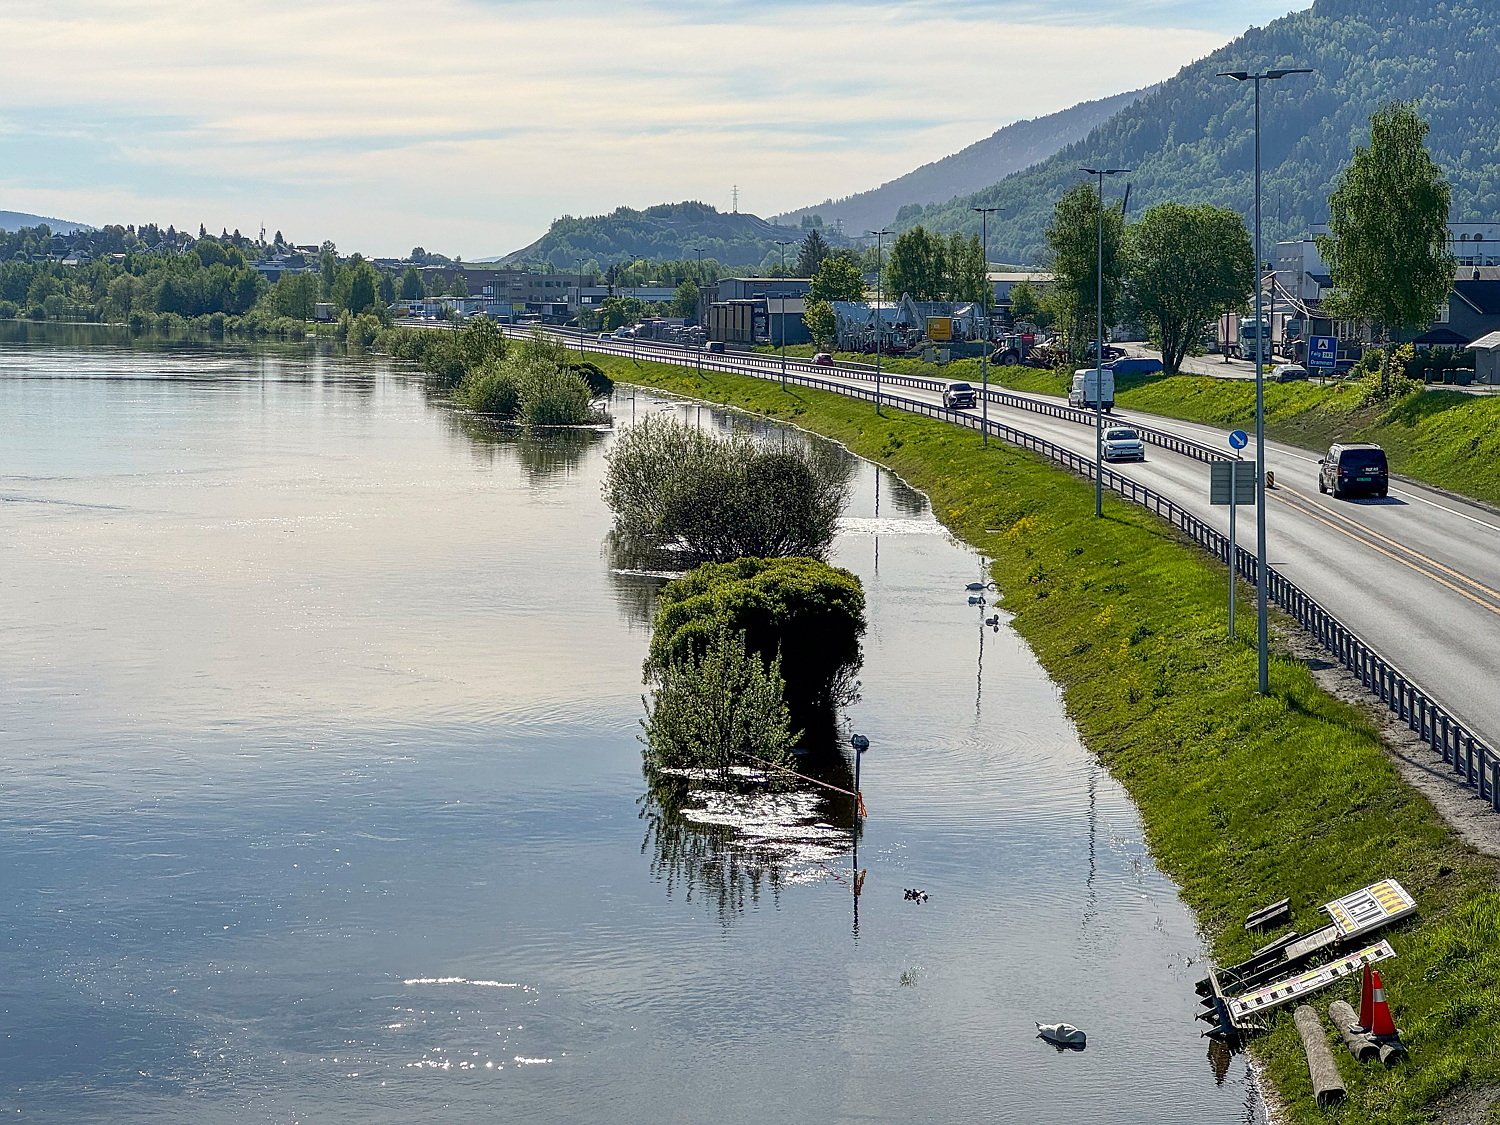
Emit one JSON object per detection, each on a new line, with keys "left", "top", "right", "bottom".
{"left": 595, "top": 350, "right": 1500, "bottom": 1125}
{"left": 765, "top": 344, "right": 1500, "bottom": 509}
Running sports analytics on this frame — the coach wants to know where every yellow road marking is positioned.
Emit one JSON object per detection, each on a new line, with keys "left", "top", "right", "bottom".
{"left": 1270, "top": 487, "right": 1500, "bottom": 617}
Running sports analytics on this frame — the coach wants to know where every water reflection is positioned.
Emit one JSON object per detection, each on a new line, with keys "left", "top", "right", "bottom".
{"left": 447, "top": 411, "right": 608, "bottom": 480}
{"left": 638, "top": 757, "right": 860, "bottom": 922}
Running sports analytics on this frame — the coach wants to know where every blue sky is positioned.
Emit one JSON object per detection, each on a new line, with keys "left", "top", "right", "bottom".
{"left": 0, "top": 0, "right": 1302, "bottom": 257}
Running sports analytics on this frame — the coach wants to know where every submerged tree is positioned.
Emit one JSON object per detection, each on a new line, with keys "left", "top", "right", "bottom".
{"left": 640, "top": 623, "right": 797, "bottom": 774}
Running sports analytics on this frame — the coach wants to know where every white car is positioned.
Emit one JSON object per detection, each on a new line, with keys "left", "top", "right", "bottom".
{"left": 1101, "top": 426, "right": 1146, "bottom": 462}
{"left": 1271, "top": 363, "right": 1309, "bottom": 381}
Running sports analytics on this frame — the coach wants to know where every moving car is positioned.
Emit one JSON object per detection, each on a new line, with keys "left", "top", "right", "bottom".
{"left": 1101, "top": 426, "right": 1146, "bottom": 462}
{"left": 812, "top": 352, "right": 834, "bottom": 366}
{"left": 942, "top": 382, "right": 978, "bottom": 409}
{"left": 1318, "top": 442, "right": 1389, "bottom": 498}
{"left": 1069, "top": 368, "right": 1115, "bottom": 410}
{"left": 1272, "top": 363, "right": 1309, "bottom": 381}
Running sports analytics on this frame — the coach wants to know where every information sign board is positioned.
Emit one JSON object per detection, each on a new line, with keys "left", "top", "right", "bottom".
{"left": 1210, "top": 460, "right": 1257, "bottom": 506}
{"left": 1325, "top": 878, "right": 1417, "bottom": 937}
{"left": 1309, "top": 335, "right": 1338, "bottom": 370}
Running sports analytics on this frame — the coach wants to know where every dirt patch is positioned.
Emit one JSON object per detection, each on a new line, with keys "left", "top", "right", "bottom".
{"left": 1430, "top": 1084, "right": 1500, "bottom": 1125}
{"left": 1280, "top": 624, "right": 1500, "bottom": 859}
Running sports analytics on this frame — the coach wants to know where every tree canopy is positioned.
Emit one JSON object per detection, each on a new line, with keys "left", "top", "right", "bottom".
{"left": 1045, "top": 183, "right": 1125, "bottom": 350}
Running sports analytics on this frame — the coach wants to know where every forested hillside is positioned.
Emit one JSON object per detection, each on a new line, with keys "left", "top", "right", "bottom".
{"left": 774, "top": 89, "right": 1146, "bottom": 236}
{"left": 496, "top": 201, "right": 838, "bottom": 269}
{"left": 913, "top": 0, "right": 1500, "bottom": 263}
{"left": 0, "top": 210, "right": 89, "bottom": 234}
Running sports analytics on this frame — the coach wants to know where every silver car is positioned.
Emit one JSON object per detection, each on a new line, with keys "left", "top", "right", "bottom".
{"left": 1101, "top": 426, "right": 1145, "bottom": 462}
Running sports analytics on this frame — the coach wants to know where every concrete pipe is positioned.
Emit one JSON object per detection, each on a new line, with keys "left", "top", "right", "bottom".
{"left": 1294, "top": 1004, "right": 1346, "bottom": 1108}
{"left": 1328, "top": 1000, "right": 1380, "bottom": 1063}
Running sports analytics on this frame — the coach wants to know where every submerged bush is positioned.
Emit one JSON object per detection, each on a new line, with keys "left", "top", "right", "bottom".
{"left": 603, "top": 415, "right": 849, "bottom": 565}
{"left": 648, "top": 555, "right": 865, "bottom": 726}
{"left": 453, "top": 331, "right": 608, "bottom": 425}
{"left": 640, "top": 623, "right": 797, "bottom": 774}
{"left": 454, "top": 357, "right": 521, "bottom": 416}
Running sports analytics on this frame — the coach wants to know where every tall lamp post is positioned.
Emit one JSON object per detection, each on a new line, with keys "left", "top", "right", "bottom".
{"left": 774, "top": 239, "right": 794, "bottom": 387}
{"left": 688, "top": 245, "right": 705, "bottom": 375}
{"left": 972, "top": 206, "right": 1002, "bottom": 446}
{"left": 573, "top": 256, "right": 586, "bottom": 348}
{"left": 1080, "top": 168, "right": 1130, "bottom": 518}
{"left": 1219, "top": 67, "right": 1312, "bottom": 695}
{"left": 868, "top": 228, "right": 892, "bottom": 415}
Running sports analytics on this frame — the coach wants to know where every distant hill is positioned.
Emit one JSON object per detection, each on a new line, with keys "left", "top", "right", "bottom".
{"left": 493, "top": 201, "right": 842, "bottom": 269}
{"left": 906, "top": 0, "right": 1500, "bottom": 263}
{"left": 774, "top": 89, "right": 1147, "bottom": 236}
{"left": 0, "top": 210, "right": 90, "bottom": 234}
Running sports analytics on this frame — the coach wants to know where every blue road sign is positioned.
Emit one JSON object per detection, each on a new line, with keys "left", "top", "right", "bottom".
{"left": 1309, "top": 335, "right": 1338, "bottom": 370}
{"left": 1229, "top": 429, "right": 1250, "bottom": 451}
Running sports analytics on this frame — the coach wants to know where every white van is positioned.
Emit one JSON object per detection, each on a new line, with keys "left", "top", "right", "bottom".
{"left": 1069, "top": 368, "right": 1115, "bottom": 410}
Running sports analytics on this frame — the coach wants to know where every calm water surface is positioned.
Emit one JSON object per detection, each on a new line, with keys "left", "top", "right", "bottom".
{"left": 0, "top": 330, "right": 1264, "bottom": 1123}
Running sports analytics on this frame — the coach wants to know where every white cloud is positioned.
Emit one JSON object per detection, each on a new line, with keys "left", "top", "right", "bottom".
{"left": 0, "top": 0, "right": 1291, "bottom": 255}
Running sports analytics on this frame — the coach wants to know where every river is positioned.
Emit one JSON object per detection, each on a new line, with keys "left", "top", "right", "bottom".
{"left": 0, "top": 326, "right": 1264, "bottom": 1123}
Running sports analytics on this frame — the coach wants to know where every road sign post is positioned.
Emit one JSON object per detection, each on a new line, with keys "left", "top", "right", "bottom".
{"left": 1214, "top": 438, "right": 1254, "bottom": 638}
{"left": 1309, "top": 335, "right": 1338, "bottom": 384}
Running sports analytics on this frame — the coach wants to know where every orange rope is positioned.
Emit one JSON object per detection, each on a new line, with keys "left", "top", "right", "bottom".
{"left": 736, "top": 751, "right": 869, "bottom": 817}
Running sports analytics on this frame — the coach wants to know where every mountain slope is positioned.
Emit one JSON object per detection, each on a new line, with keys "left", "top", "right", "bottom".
{"left": 774, "top": 89, "right": 1147, "bottom": 235}
{"left": 912, "top": 0, "right": 1500, "bottom": 263}
{"left": 0, "top": 210, "right": 89, "bottom": 234}
{"left": 493, "top": 200, "right": 833, "bottom": 268}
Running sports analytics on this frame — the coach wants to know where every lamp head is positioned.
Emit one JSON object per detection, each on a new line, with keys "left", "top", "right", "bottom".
{"left": 1267, "top": 68, "right": 1313, "bottom": 80}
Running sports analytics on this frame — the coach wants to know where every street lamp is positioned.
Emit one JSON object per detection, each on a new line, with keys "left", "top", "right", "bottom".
{"left": 868, "top": 228, "right": 892, "bottom": 415}
{"left": 1219, "top": 67, "right": 1312, "bottom": 695}
{"left": 1080, "top": 168, "right": 1130, "bottom": 518}
{"left": 972, "top": 206, "right": 1003, "bottom": 446}
{"left": 574, "top": 256, "right": 586, "bottom": 347}
{"left": 690, "top": 246, "right": 706, "bottom": 375}
{"left": 774, "top": 239, "right": 794, "bottom": 388}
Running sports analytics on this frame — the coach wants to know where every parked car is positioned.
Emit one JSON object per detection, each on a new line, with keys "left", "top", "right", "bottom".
{"left": 942, "top": 382, "right": 978, "bottom": 409}
{"left": 1101, "top": 426, "right": 1146, "bottom": 462}
{"left": 1318, "top": 443, "right": 1389, "bottom": 498}
{"left": 1272, "top": 363, "right": 1309, "bottom": 382}
{"left": 1102, "top": 357, "right": 1164, "bottom": 377}
{"left": 812, "top": 352, "right": 834, "bottom": 366}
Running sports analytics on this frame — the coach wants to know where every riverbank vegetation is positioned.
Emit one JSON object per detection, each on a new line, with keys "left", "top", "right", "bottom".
{"left": 603, "top": 414, "right": 849, "bottom": 566}
{"left": 585, "top": 349, "right": 1500, "bottom": 1125}
{"left": 379, "top": 320, "right": 611, "bottom": 427}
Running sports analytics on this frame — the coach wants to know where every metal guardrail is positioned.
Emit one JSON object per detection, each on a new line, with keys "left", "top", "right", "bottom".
{"left": 559, "top": 333, "right": 1498, "bottom": 813}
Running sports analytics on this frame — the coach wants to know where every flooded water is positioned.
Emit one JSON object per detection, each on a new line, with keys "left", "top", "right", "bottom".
{"left": 0, "top": 327, "right": 1263, "bottom": 1123}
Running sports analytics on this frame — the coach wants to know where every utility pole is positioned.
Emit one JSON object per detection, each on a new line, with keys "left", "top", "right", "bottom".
{"left": 1080, "top": 168, "right": 1130, "bottom": 517}
{"left": 774, "top": 240, "right": 794, "bottom": 388}
{"left": 868, "top": 228, "right": 892, "bottom": 416}
{"left": 1219, "top": 66, "right": 1312, "bottom": 694}
{"left": 972, "top": 206, "right": 1003, "bottom": 446}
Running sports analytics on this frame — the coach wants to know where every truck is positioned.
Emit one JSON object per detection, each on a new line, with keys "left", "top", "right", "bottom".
{"left": 1069, "top": 368, "right": 1115, "bottom": 410}
{"left": 1216, "top": 314, "right": 1270, "bottom": 359}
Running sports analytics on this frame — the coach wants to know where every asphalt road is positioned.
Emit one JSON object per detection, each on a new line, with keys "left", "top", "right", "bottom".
{"left": 543, "top": 329, "right": 1500, "bottom": 755}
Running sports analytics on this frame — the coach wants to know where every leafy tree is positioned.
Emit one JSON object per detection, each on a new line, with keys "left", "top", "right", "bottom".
{"left": 1125, "top": 202, "right": 1254, "bottom": 373}
{"left": 269, "top": 272, "right": 318, "bottom": 319}
{"left": 1009, "top": 280, "right": 1040, "bottom": 324}
{"left": 807, "top": 255, "right": 864, "bottom": 304}
{"left": 946, "top": 231, "right": 989, "bottom": 305}
{"left": 399, "top": 265, "right": 424, "bottom": 300}
{"left": 600, "top": 294, "right": 647, "bottom": 329}
{"left": 647, "top": 555, "right": 865, "bottom": 725}
{"left": 603, "top": 414, "right": 850, "bottom": 566}
{"left": 640, "top": 622, "right": 797, "bottom": 774}
{"left": 319, "top": 247, "right": 337, "bottom": 298}
{"left": 672, "top": 278, "right": 700, "bottom": 320}
{"left": 450, "top": 271, "right": 470, "bottom": 297}
{"left": 884, "top": 226, "right": 942, "bottom": 300}
{"left": 804, "top": 299, "right": 836, "bottom": 348}
{"left": 1318, "top": 102, "right": 1456, "bottom": 398}
{"left": 1045, "top": 182, "right": 1124, "bottom": 353}
{"left": 796, "top": 229, "right": 831, "bottom": 277}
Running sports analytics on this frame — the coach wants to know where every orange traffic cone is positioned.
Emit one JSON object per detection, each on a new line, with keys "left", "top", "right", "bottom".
{"left": 1366, "top": 969, "right": 1398, "bottom": 1040}
{"left": 1357, "top": 963, "right": 1376, "bottom": 1031}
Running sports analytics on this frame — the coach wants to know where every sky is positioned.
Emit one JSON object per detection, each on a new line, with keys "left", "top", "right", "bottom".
{"left": 0, "top": 0, "right": 1302, "bottom": 259}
